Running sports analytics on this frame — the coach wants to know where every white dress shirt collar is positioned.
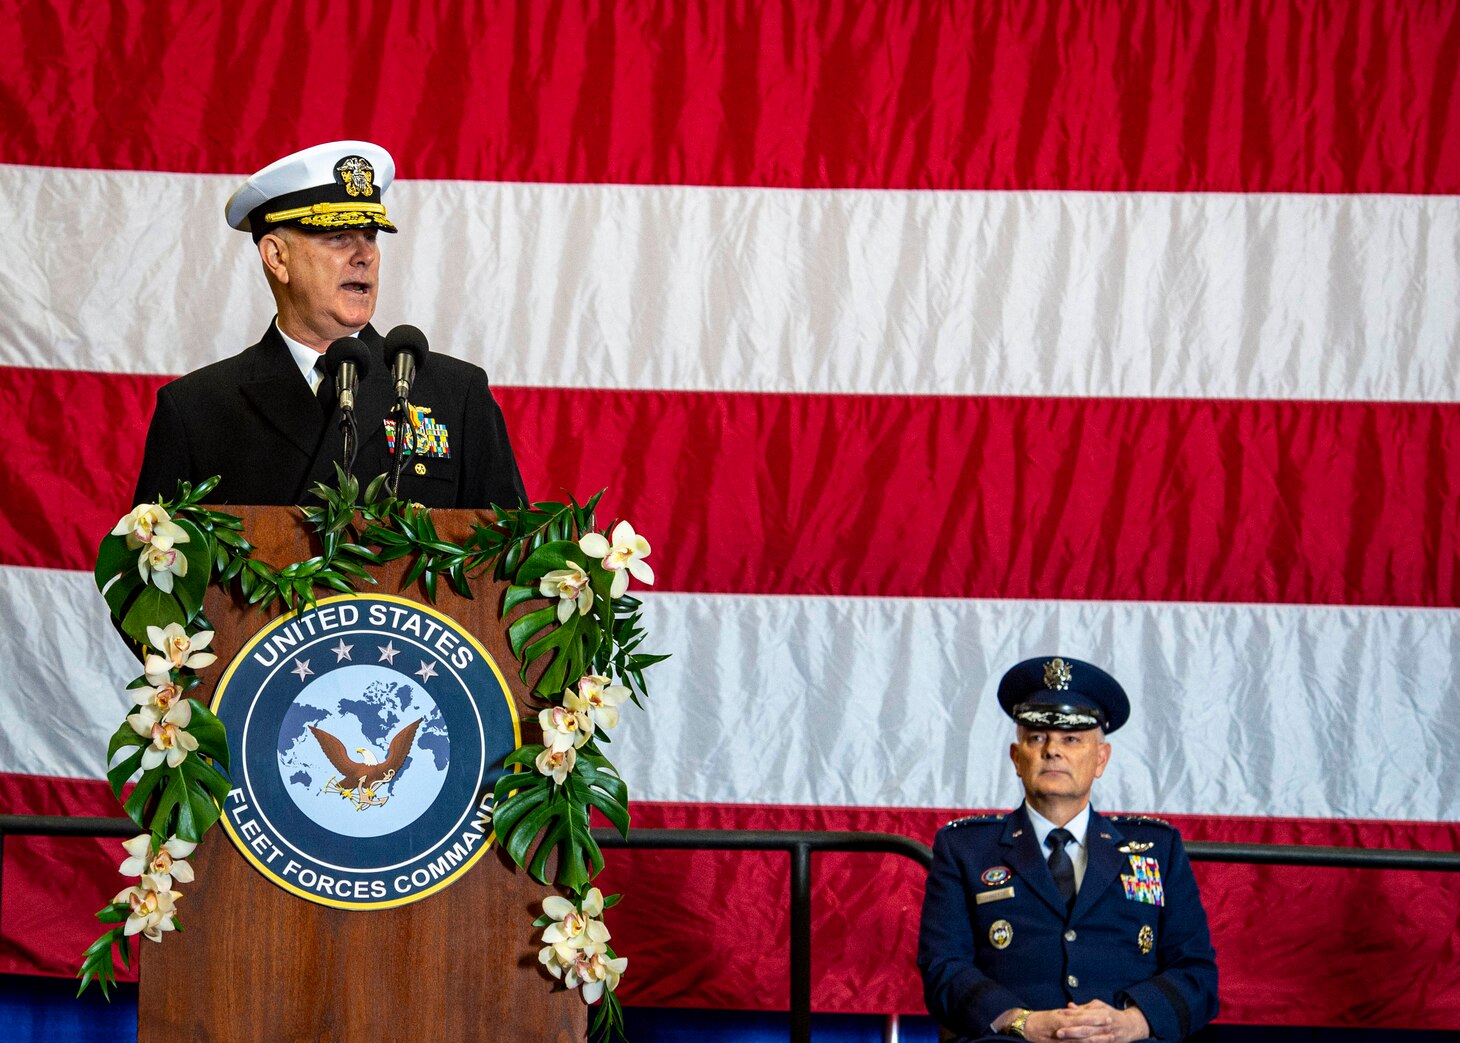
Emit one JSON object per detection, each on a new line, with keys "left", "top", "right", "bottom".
{"left": 275, "top": 319, "right": 359, "bottom": 392}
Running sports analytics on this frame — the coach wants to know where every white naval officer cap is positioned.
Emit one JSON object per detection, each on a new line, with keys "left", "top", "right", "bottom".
{"left": 224, "top": 140, "right": 398, "bottom": 240}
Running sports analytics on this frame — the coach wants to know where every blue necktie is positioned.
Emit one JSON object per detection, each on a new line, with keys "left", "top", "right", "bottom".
{"left": 1047, "top": 827, "right": 1076, "bottom": 910}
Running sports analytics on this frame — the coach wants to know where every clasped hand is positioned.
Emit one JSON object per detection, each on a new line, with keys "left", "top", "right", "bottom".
{"left": 1021, "top": 1000, "right": 1149, "bottom": 1043}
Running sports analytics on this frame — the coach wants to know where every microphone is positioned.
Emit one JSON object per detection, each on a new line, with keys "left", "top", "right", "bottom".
{"left": 385, "top": 324, "right": 429, "bottom": 402}
{"left": 383, "top": 326, "right": 430, "bottom": 498}
{"left": 325, "top": 338, "right": 372, "bottom": 412}
{"left": 323, "top": 338, "right": 372, "bottom": 480}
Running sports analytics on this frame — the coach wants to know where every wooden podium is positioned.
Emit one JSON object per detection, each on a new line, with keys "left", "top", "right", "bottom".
{"left": 137, "top": 507, "right": 586, "bottom": 1042}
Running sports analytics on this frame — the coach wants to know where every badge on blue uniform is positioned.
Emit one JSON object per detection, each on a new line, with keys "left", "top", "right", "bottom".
{"left": 980, "top": 866, "right": 1011, "bottom": 886}
{"left": 989, "top": 920, "right": 1013, "bottom": 949}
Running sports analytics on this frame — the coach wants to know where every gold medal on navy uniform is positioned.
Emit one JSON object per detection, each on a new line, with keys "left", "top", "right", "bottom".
{"left": 1138, "top": 925, "right": 1154, "bottom": 954}
{"left": 989, "top": 919, "right": 1013, "bottom": 949}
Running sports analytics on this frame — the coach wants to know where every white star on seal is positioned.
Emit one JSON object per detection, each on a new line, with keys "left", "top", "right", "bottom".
{"left": 331, "top": 639, "right": 354, "bottom": 662}
{"left": 291, "top": 659, "right": 314, "bottom": 681}
{"left": 414, "top": 660, "right": 438, "bottom": 682}
{"left": 378, "top": 641, "right": 400, "bottom": 664}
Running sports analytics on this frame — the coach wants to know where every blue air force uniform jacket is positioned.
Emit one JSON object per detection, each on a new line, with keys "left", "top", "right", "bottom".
{"left": 918, "top": 806, "right": 1218, "bottom": 1042}
{"left": 133, "top": 322, "right": 526, "bottom": 510}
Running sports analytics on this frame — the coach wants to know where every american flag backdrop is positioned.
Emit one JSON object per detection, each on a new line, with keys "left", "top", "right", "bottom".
{"left": 1, "top": 0, "right": 1458, "bottom": 1029}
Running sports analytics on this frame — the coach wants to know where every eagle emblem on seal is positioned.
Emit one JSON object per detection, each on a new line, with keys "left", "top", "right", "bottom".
{"left": 309, "top": 717, "right": 421, "bottom": 810}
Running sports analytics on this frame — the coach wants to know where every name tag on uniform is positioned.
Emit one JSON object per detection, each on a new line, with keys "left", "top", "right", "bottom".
{"left": 976, "top": 886, "right": 1015, "bottom": 904}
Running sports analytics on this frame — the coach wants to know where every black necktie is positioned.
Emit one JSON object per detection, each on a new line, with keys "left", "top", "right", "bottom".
{"left": 1047, "top": 827, "right": 1076, "bottom": 910}
{"left": 314, "top": 360, "right": 334, "bottom": 417}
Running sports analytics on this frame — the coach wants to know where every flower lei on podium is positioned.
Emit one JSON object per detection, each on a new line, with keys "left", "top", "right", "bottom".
{"left": 80, "top": 470, "right": 666, "bottom": 1042}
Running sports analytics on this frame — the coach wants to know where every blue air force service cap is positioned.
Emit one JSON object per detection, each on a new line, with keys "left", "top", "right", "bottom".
{"left": 997, "top": 656, "right": 1130, "bottom": 734}
{"left": 224, "top": 140, "right": 398, "bottom": 240}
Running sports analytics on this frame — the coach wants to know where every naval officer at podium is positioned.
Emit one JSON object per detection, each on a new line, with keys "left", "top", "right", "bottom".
{"left": 133, "top": 139, "right": 526, "bottom": 509}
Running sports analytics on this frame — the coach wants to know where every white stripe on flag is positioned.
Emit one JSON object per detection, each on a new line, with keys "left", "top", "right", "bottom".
{"left": 3, "top": 164, "right": 1457, "bottom": 402}
{"left": 0, "top": 564, "right": 139, "bottom": 782}
{"left": 10, "top": 563, "right": 1457, "bottom": 821}
{"left": 630, "top": 592, "right": 1460, "bottom": 820}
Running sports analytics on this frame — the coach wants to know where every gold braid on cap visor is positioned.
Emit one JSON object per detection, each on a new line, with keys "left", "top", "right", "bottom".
{"left": 263, "top": 201, "right": 395, "bottom": 230}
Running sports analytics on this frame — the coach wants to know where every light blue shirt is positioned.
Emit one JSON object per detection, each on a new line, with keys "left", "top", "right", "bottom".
{"left": 1023, "top": 801, "right": 1092, "bottom": 892}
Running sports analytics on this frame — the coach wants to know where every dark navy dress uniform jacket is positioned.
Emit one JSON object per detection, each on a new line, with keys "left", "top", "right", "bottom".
{"left": 918, "top": 806, "right": 1218, "bottom": 1042}
{"left": 133, "top": 322, "right": 526, "bottom": 510}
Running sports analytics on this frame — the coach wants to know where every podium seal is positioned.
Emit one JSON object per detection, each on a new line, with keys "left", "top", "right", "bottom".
{"left": 212, "top": 593, "right": 519, "bottom": 909}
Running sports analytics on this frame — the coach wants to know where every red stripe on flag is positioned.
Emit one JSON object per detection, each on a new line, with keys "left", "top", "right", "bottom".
{"left": 2, "top": 0, "right": 1457, "bottom": 193}
{"left": 4, "top": 366, "right": 1458, "bottom": 607}
{"left": 0, "top": 367, "right": 159, "bottom": 572}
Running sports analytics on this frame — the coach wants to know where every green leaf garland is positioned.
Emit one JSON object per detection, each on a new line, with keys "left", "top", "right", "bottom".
{"left": 78, "top": 472, "right": 663, "bottom": 1041}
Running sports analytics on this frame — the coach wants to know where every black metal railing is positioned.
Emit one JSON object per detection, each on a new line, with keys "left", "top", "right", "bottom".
{"left": 588, "top": 829, "right": 936, "bottom": 1043}
{"left": 2, "top": 815, "right": 1458, "bottom": 1043}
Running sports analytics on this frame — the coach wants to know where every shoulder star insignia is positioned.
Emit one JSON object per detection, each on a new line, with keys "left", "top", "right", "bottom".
{"left": 1108, "top": 814, "right": 1175, "bottom": 829}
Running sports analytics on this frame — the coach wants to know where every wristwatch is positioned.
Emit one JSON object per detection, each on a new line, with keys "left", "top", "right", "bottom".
{"left": 1007, "top": 1009, "right": 1032, "bottom": 1038}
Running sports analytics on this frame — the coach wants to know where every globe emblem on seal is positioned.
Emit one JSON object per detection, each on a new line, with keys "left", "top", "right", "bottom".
{"left": 277, "top": 664, "right": 450, "bottom": 839}
{"left": 213, "top": 593, "right": 520, "bottom": 910}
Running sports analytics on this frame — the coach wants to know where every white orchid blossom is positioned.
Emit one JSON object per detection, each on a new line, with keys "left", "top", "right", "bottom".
{"left": 144, "top": 623, "right": 217, "bottom": 676}
{"left": 538, "top": 939, "right": 578, "bottom": 980}
{"left": 539, "top": 563, "right": 593, "bottom": 623}
{"left": 128, "top": 700, "right": 199, "bottom": 769}
{"left": 534, "top": 745, "right": 576, "bottom": 784}
{"left": 576, "top": 675, "right": 630, "bottom": 732}
{"left": 578, "top": 520, "right": 654, "bottom": 599}
{"left": 540, "top": 694, "right": 594, "bottom": 752}
{"left": 537, "top": 889, "right": 624, "bottom": 1001}
{"left": 541, "top": 890, "right": 611, "bottom": 949}
{"left": 577, "top": 948, "right": 628, "bottom": 1003}
{"left": 112, "top": 504, "right": 189, "bottom": 551}
{"left": 114, "top": 878, "right": 181, "bottom": 942}
{"left": 119, "top": 834, "right": 197, "bottom": 891}
{"left": 135, "top": 679, "right": 185, "bottom": 716}
{"left": 137, "top": 543, "right": 188, "bottom": 593}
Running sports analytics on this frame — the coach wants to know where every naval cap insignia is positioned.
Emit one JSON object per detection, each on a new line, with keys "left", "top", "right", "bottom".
{"left": 1043, "top": 657, "right": 1073, "bottom": 690}
{"left": 336, "top": 155, "right": 376, "bottom": 198}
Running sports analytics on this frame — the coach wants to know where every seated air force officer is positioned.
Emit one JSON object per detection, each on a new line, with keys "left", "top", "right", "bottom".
{"left": 133, "top": 140, "right": 526, "bottom": 509}
{"left": 918, "top": 657, "right": 1218, "bottom": 1042}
